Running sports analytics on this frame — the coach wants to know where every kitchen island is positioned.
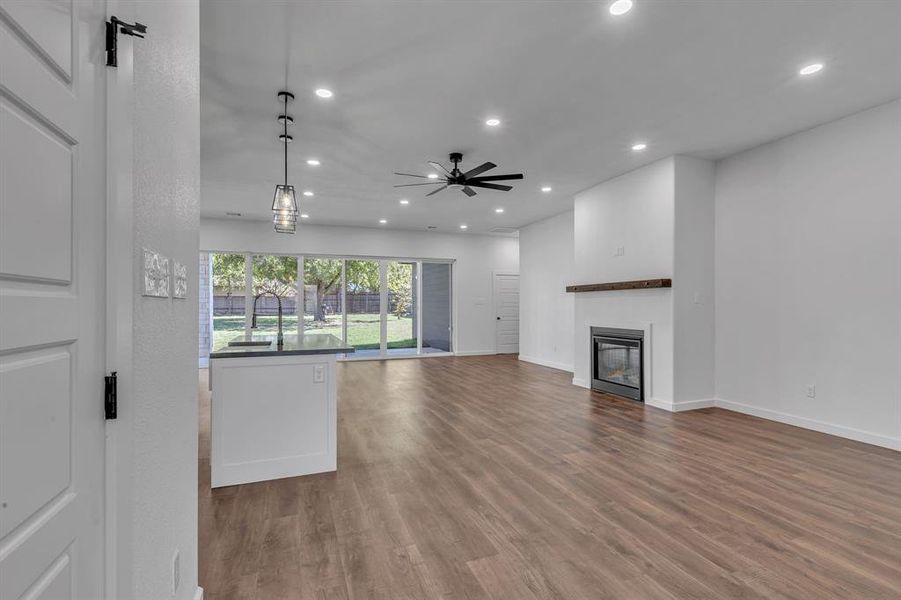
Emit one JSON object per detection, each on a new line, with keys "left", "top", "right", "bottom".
{"left": 209, "top": 333, "right": 353, "bottom": 487}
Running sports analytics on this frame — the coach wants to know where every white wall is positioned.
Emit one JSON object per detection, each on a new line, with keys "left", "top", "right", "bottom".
{"left": 715, "top": 100, "right": 901, "bottom": 449}
{"left": 573, "top": 158, "right": 676, "bottom": 402}
{"left": 120, "top": 1, "right": 201, "bottom": 598}
{"left": 673, "top": 156, "right": 716, "bottom": 404}
{"left": 200, "top": 219, "right": 519, "bottom": 355}
{"left": 519, "top": 210, "right": 575, "bottom": 371}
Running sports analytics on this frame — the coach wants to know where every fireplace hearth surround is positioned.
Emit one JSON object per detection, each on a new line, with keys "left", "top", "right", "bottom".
{"left": 591, "top": 326, "right": 644, "bottom": 401}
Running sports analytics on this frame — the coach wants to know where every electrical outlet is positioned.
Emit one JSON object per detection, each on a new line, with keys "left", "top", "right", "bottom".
{"left": 613, "top": 246, "right": 625, "bottom": 257}
{"left": 806, "top": 384, "right": 816, "bottom": 398}
{"left": 314, "top": 364, "right": 324, "bottom": 383}
{"left": 172, "top": 549, "right": 180, "bottom": 595}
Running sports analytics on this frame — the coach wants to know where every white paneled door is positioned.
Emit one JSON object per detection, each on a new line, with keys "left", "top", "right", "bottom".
{"left": 494, "top": 273, "right": 519, "bottom": 354}
{"left": 1, "top": 1, "right": 107, "bottom": 599}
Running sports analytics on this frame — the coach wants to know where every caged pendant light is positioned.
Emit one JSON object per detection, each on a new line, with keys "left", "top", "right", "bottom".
{"left": 272, "top": 91, "right": 298, "bottom": 233}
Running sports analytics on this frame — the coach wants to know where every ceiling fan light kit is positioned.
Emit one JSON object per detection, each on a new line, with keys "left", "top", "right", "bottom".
{"left": 272, "top": 90, "right": 298, "bottom": 233}
{"left": 394, "top": 152, "right": 523, "bottom": 197}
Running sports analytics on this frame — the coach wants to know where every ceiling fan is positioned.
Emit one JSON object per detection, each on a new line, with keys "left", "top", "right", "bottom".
{"left": 394, "top": 152, "right": 523, "bottom": 197}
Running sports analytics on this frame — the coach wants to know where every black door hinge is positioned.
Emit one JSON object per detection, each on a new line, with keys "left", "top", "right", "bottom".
{"left": 106, "top": 16, "right": 147, "bottom": 67}
{"left": 105, "top": 371, "right": 118, "bottom": 419}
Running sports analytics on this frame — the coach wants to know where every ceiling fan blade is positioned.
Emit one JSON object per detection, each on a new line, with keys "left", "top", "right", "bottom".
{"left": 394, "top": 181, "right": 446, "bottom": 187}
{"left": 466, "top": 173, "right": 524, "bottom": 182}
{"left": 461, "top": 161, "right": 497, "bottom": 179}
{"left": 428, "top": 161, "right": 453, "bottom": 177}
{"left": 462, "top": 186, "right": 477, "bottom": 197}
{"left": 394, "top": 172, "right": 431, "bottom": 178}
{"left": 426, "top": 184, "right": 448, "bottom": 197}
{"left": 467, "top": 182, "right": 512, "bottom": 192}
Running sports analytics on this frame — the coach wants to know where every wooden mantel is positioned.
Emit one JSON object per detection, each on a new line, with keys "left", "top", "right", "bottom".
{"left": 565, "top": 278, "right": 672, "bottom": 293}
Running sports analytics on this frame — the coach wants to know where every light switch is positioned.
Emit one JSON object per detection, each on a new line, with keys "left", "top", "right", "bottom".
{"left": 314, "top": 365, "right": 324, "bottom": 383}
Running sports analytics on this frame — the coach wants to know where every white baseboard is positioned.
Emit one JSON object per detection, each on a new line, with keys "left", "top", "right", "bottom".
{"left": 194, "top": 587, "right": 204, "bottom": 600}
{"left": 571, "top": 378, "right": 711, "bottom": 413}
{"left": 454, "top": 350, "right": 497, "bottom": 357}
{"left": 645, "top": 397, "right": 716, "bottom": 412}
{"left": 518, "top": 355, "right": 573, "bottom": 373}
{"left": 566, "top": 377, "right": 899, "bottom": 450}
{"left": 714, "top": 398, "right": 901, "bottom": 451}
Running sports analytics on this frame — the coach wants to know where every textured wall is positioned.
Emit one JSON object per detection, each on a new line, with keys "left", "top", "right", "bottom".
{"left": 198, "top": 252, "right": 211, "bottom": 365}
{"left": 130, "top": 0, "right": 200, "bottom": 598}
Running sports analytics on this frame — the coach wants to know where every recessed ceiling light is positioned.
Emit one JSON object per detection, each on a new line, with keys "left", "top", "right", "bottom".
{"left": 300, "top": 213, "right": 309, "bottom": 219}
{"left": 379, "top": 219, "right": 387, "bottom": 224}
{"left": 799, "top": 63, "right": 824, "bottom": 76}
{"left": 495, "top": 208, "right": 504, "bottom": 213}
{"left": 541, "top": 186, "right": 552, "bottom": 193}
{"left": 303, "top": 190, "right": 314, "bottom": 197}
{"left": 306, "top": 158, "right": 321, "bottom": 166}
{"left": 315, "top": 88, "right": 333, "bottom": 98}
{"left": 399, "top": 199, "right": 409, "bottom": 205}
{"left": 427, "top": 173, "right": 439, "bottom": 179}
{"left": 460, "top": 224, "right": 468, "bottom": 229}
{"left": 631, "top": 142, "right": 647, "bottom": 151}
{"left": 609, "top": 0, "right": 633, "bottom": 16}
{"left": 485, "top": 118, "right": 501, "bottom": 127}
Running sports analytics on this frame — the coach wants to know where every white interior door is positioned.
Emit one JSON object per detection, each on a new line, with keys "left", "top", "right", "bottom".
{"left": 494, "top": 273, "right": 519, "bottom": 354}
{"left": 1, "top": 1, "right": 107, "bottom": 598}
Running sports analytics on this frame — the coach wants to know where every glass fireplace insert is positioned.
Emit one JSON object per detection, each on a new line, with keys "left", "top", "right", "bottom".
{"left": 590, "top": 326, "right": 644, "bottom": 401}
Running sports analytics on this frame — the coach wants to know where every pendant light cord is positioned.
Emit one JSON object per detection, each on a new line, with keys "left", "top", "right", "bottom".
{"left": 283, "top": 93, "right": 288, "bottom": 186}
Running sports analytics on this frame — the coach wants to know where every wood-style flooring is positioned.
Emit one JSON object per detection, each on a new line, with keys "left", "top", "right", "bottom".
{"left": 198, "top": 355, "right": 901, "bottom": 599}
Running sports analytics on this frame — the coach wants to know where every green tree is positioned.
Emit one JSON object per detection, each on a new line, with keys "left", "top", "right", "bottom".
{"left": 304, "top": 258, "right": 343, "bottom": 322}
{"left": 344, "top": 260, "right": 379, "bottom": 292}
{"left": 251, "top": 255, "right": 297, "bottom": 327}
{"left": 211, "top": 253, "right": 245, "bottom": 313}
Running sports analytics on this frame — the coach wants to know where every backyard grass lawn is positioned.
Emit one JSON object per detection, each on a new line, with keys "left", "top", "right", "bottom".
{"left": 211, "top": 314, "right": 415, "bottom": 351}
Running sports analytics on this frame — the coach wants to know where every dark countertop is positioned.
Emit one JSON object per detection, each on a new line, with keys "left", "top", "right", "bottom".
{"left": 210, "top": 334, "right": 355, "bottom": 359}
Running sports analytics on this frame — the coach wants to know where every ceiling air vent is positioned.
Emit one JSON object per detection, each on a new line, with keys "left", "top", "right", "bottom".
{"left": 489, "top": 227, "right": 518, "bottom": 235}
{"left": 225, "top": 212, "right": 243, "bottom": 217}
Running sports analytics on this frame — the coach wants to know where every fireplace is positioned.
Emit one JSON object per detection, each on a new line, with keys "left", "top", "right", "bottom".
{"left": 591, "top": 327, "right": 644, "bottom": 401}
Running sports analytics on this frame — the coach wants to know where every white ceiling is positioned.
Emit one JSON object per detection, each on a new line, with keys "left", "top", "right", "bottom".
{"left": 200, "top": 0, "right": 901, "bottom": 234}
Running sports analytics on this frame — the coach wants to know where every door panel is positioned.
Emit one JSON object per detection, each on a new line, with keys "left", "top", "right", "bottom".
{"left": 420, "top": 263, "right": 452, "bottom": 352}
{"left": 0, "top": 0, "right": 73, "bottom": 80}
{"left": 0, "top": 348, "right": 71, "bottom": 538}
{"left": 0, "top": 98, "right": 74, "bottom": 282}
{"left": 0, "top": 1, "right": 106, "bottom": 599}
{"left": 494, "top": 274, "right": 519, "bottom": 354}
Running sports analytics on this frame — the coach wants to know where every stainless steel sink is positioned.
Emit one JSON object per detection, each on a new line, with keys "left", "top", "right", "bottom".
{"left": 227, "top": 340, "right": 272, "bottom": 347}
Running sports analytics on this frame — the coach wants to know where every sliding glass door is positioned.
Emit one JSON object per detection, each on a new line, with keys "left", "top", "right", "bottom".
{"left": 420, "top": 262, "right": 452, "bottom": 353}
{"left": 386, "top": 261, "right": 418, "bottom": 354}
{"left": 210, "top": 253, "right": 247, "bottom": 351}
{"left": 345, "top": 259, "right": 381, "bottom": 354}
{"left": 205, "top": 252, "right": 452, "bottom": 357}
{"left": 303, "top": 257, "right": 343, "bottom": 339}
